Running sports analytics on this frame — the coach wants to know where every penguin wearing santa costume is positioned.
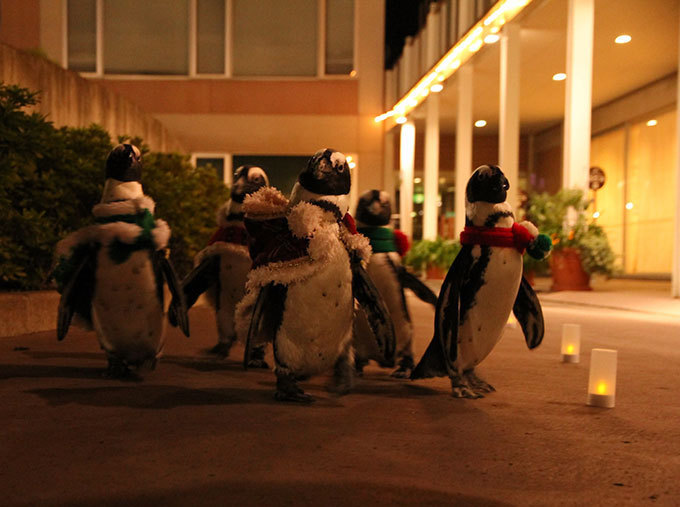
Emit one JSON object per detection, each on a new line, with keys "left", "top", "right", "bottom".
{"left": 179, "top": 165, "right": 270, "bottom": 366}
{"left": 53, "top": 143, "right": 189, "bottom": 377}
{"left": 235, "top": 149, "right": 395, "bottom": 403}
{"left": 353, "top": 189, "right": 437, "bottom": 378}
{"left": 411, "top": 164, "right": 551, "bottom": 398}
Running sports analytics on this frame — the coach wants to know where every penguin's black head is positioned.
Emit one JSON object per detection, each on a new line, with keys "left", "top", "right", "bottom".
{"left": 356, "top": 190, "right": 392, "bottom": 226}
{"left": 298, "top": 148, "right": 351, "bottom": 196}
{"left": 231, "top": 165, "right": 269, "bottom": 203}
{"left": 466, "top": 165, "right": 509, "bottom": 204}
{"left": 105, "top": 144, "right": 142, "bottom": 182}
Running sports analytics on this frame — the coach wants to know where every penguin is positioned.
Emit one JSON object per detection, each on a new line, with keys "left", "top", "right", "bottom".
{"left": 353, "top": 189, "right": 438, "bottom": 378}
{"left": 53, "top": 143, "right": 189, "bottom": 377}
{"left": 411, "top": 164, "right": 551, "bottom": 398}
{"left": 235, "top": 149, "right": 395, "bottom": 403}
{"left": 179, "top": 165, "right": 270, "bottom": 366}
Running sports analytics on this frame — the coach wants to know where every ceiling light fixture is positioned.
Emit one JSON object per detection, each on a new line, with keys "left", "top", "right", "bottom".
{"left": 475, "top": 120, "right": 487, "bottom": 128}
{"left": 615, "top": 34, "right": 631, "bottom": 44}
{"left": 646, "top": 119, "right": 657, "bottom": 127}
{"left": 552, "top": 72, "right": 567, "bottom": 81}
{"left": 430, "top": 83, "right": 444, "bottom": 93}
{"left": 484, "top": 34, "right": 500, "bottom": 44}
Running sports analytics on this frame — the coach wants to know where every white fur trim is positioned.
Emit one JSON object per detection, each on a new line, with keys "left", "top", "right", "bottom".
{"left": 245, "top": 257, "right": 322, "bottom": 290}
{"left": 519, "top": 220, "right": 538, "bottom": 238}
{"left": 194, "top": 242, "right": 249, "bottom": 266}
{"left": 341, "top": 228, "right": 372, "bottom": 262}
{"left": 307, "top": 223, "right": 340, "bottom": 261}
{"left": 92, "top": 195, "right": 155, "bottom": 218}
{"left": 100, "top": 179, "right": 144, "bottom": 203}
{"left": 287, "top": 201, "right": 326, "bottom": 238}
{"left": 151, "top": 219, "right": 171, "bottom": 249}
{"left": 243, "top": 187, "right": 288, "bottom": 218}
{"left": 288, "top": 182, "right": 350, "bottom": 217}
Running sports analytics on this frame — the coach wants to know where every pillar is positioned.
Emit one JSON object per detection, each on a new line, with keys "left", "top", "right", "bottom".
{"left": 399, "top": 121, "right": 416, "bottom": 239}
{"left": 455, "top": 65, "right": 473, "bottom": 235}
{"left": 499, "top": 23, "right": 521, "bottom": 210}
{"left": 562, "top": 0, "right": 594, "bottom": 191}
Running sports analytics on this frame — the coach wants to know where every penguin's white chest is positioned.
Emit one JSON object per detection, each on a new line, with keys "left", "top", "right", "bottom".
{"left": 275, "top": 245, "right": 354, "bottom": 375}
{"left": 92, "top": 249, "right": 165, "bottom": 363}
{"left": 456, "top": 246, "right": 522, "bottom": 371}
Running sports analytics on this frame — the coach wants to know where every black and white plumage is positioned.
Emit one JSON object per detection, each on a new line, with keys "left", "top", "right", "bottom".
{"left": 411, "top": 165, "right": 545, "bottom": 398}
{"left": 235, "top": 149, "right": 395, "bottom": 403}
{"left": 54, "top": 144, "right": 189, "bottom": 377}
{"left": 181, "top": 165, "right": 269, "bottom": 364}
{"left": 353, "top": 190, "right": 437, "bottom": 378}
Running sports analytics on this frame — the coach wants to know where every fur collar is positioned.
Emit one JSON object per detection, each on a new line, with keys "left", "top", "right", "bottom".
{"left": 288, "top": 182, "right": 350, "bottom": 217}
{"left": 92, "top": 195, "right": 156, "bottom": 218}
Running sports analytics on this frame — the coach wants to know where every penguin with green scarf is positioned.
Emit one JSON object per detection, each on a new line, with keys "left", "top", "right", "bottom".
{"left": 53, "top": 144, "right": 189, "bottom": 377}
{"left": 353, "top": 190, "right": 437, "bottom": 378}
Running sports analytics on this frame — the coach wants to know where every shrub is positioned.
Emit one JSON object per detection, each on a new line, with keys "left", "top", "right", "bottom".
{"left": 403, "top": 237, "right": 461, "bottom": 273}
{"left": 0, "top": 83, "right": 228, "bottom": 290}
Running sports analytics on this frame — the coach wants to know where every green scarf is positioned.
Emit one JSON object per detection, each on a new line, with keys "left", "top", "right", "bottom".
{"left": 357, "top": 226, "right": 397, "bottom": 253}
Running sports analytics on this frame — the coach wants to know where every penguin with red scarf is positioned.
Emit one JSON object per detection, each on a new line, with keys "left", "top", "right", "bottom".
{"left": 411, "top": 165, "right": 551, "bottom": 398}
{"left": 353, "top": 190, "right": 437, "bottom": 378}
{"left": 235, "top": 149, "right": 395, "bottom": 403}
{"left": 178, "top": 165, "right": 269, "bottom": 366}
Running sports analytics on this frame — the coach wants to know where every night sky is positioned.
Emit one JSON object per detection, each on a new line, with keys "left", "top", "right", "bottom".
{"left": 385, "top": 0, "right": 433, "bottom": 69}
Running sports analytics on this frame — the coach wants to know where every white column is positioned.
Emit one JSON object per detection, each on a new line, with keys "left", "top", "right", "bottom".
{"left": 383, "top": 130, "right": 396, "bottom": 208}
{"left": 399, "top": 121, "right": 416, "bottom": 239}
{"left": 499, "top": 23, "right": 521, "bottom": 210}
{"left": 672, "top": 13, "right": 680, "bottom": 298}
{"left": 455, "top": 65, "right": 473, "bottom": 235}
{"left": 423, "top": 3, "right": 441, "bottom": 240}
{"left": 562, "top": 0, "right": 594, "bottom": 191}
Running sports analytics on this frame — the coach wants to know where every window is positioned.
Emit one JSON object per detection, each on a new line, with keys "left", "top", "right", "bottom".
{"left": 103, "top": 0, "right": 189, "bottom": 75}
{"left": 66, "top": 0, "right": 354, "bottom": 78}
{"left": 232, "top": 0, "right": 318, "bottom": 77}
{"left": 325, "top": 0, "right": 354, "bottom": 75}
{"left": 194, "top": 154, "right": 231, "bottom": 185}
{"left": 232, "top": 155, "right": 309, "bottom": 196}
{"left": 67, "top": 0, "right": 96, "bottom": 72}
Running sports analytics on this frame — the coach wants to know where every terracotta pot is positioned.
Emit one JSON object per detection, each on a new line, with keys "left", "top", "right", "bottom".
{"left": 550, "top": 247, "right": 591, "bottom": 291}
{"left": 426, "top": 265, "right": 446, "bottom": 280}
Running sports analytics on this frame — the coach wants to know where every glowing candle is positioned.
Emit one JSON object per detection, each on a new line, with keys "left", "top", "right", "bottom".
{"left": 587, "top": 349, "right": 617, "bottom": 408}
{"left": 561, "top": 324, "right": 581, "bottom": 363}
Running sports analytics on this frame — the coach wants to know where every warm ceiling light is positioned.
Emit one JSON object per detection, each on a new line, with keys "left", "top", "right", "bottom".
{"left": 625, "top": 201, "right": 634, "bottom": 210}
{"left": 490, "top": 26, "right": 500, "bottom": 34}
{"left": 349, "top": 70, "right": 357, "bottom": 77}
{"left": 414, "top": 177, "right": 422, "bottom": 184}
{"left": 646, "top": 119, "right": 657, "bottom": 127}
{"left": 615, "top": 34, "right": 632, "bottom": 44}
{"left": 484, "top": 34, "right": 500, "bottom": 44}
{"left": 469, "top": 39, "right": 483, "bottom": 52}
{"left": 475, "top": 120, "right": 487, "bottom": 128}
{"left": 593, "top": 211, "right": 600, "bottom": 218}
{"left": 396, "top": 116, "right": 407, "bottom": 124}
{"left": 430, "top": 83, "right": 444, "bottom": 93}
{"left": 348, "top": 162, "right": 356, "bottom": 169}
{"left": 346, "top": 156, "right": 353, "bottom": 162}
{"left": 552, "top": 72, "right": 567, "bottom": 81}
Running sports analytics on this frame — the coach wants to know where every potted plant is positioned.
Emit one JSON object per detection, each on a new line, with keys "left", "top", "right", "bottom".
{"left": 526, "top": 189, "right": 617, "bottom": 291}
{"left": 403, "top": 237, "right": 461, "bottom": 279}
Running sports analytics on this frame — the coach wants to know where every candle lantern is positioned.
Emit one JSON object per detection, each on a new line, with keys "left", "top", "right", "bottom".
{"left": 561, "top": 323, "right": 581, "bottom": 363}
{"left": 587, "top": 348, "right": 617, "bottom": 408}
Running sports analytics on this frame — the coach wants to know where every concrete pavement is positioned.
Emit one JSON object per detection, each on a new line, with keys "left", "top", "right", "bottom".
{"left": 1, "top": 282, "right": 679, "bottom": 506}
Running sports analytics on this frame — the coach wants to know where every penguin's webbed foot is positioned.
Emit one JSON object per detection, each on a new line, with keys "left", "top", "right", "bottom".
{"left": 103, "top": 357, "right": 132, "bottom": 379}
{"left": 275, "top": 372, "right": 315, "bottom": 404}
{"left": 465, "top": 371, "right": 495, "bottom": 394}
{"left": 390, "top": 356, "right": 415, "bottom": 379}
{"left": 209, "top": 342, "right": 233, "bottom": 358}
{"left": 449, "top": 374, "right": 483, "bottom": 399}
{"left": 328, "top": 351, "right": 354, "bottom": 396}
{"left": 246, "top": 345, "right": 270, "bottom": 369}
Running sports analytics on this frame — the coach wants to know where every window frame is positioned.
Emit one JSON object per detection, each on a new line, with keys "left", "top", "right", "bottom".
{"left": 192, "top": 152, "right": 233, "bottom": 186}
{"left": 66, "top": 0, "right": 357, "bottom": 80}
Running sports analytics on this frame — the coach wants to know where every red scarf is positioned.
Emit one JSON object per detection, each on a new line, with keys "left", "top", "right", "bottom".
{"left": 460, "top": 222, "right": 534, "bottom": 254}
{"left": 208, "top": 225, "right": 249, "bottom": 246}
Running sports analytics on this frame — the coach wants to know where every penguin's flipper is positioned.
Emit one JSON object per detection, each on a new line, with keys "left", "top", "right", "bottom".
{"left": 154, "top": 249, "right": 190, "bottom": 337}
{"left": 411, "top": 247, "right": 473, "bottom": 379}
{"left": 396, "top": 266, "right": 438, "bottom": 306}
{"left": 351, "top": 256, "right": 396, "bottom": 367}
{"left": 244, "top": 282, "right": 287, "bottom": 370}
{"left": 512, "top": 275, "right": 545, "bottom": 349}
{"left": 182, "top": 255, "right": 220, "bottom": 309}
{"left": 57, "top": 250, "right": 96, "bottom": 341}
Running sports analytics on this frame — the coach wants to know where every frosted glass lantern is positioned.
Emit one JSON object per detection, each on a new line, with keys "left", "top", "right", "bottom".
{"left": 561, "top": 324, "right": 581, "bottom": 363}
{"left": 587, "top": 349, "right": 617, "bottom": 408}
